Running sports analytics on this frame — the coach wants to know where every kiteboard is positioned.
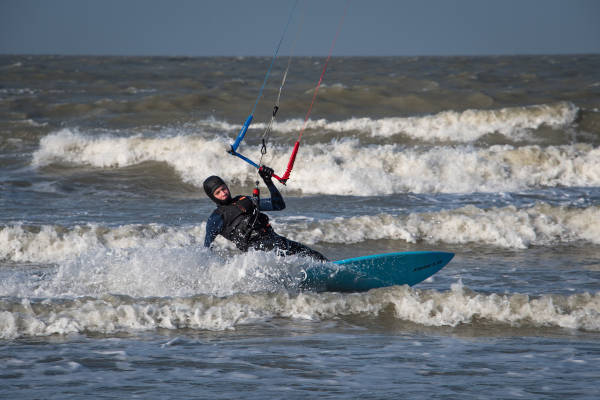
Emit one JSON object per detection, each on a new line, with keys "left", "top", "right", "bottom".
{"left": 299, "top": 251, "right": 454, "bottom": 292}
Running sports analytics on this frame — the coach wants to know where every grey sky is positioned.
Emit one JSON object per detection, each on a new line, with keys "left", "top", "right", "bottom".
{"left": 1, "top": 0, "right": 599, "bottom": 56}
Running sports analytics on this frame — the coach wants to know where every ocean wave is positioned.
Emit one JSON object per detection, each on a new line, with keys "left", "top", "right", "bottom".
{"left": 1, "top": 283, "right": 598, "bottom": 339}
{"left": 32, "top": 129, "right": 600, "bottom": 194}
{"left": 287, "top": 203, "right": 600, "bottom": 249}
{"left": 1, "top": 204, "right": 598, "bottom": 266}
{"left": 0, "top": 223, "right": 207, "bottom": 264}
{"left": 249, "top": 102, "right": 579, "bottom": 142}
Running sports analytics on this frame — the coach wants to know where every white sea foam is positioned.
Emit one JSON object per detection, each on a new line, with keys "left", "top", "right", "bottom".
{"left": 286, "top": 203, "right": 600, "bottom": 249}
{"left": 1, "top": 284, "right": 598, "bottom": 339}
{"left": 32, "top": 129, "right": 600, "bottom": 195}
{"left": 172, "top": 102, "right": 578, "bottom": 142}
{"left": 248, "top": 102, "right": 579, "bottom": 142}
{"left": 0, "top": 87, "right": 36, "bottom": 95}
{"left": 0, "top": 223, "right": 208, "bottom": 264}
{"left": 0, "top": 241, "right": 308, "bottom": 300}
{"left": 1, "top": 203, "right": 599, "bottom": 269}
{"left": 32, "top": 128, "right": 257, "bottom": 188}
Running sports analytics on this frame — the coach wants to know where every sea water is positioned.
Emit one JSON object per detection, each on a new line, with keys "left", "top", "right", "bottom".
{"left": 1, "top": 55, "right": 599, "bottom": 399}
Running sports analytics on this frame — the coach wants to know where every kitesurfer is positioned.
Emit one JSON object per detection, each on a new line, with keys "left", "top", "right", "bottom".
{"left": 203, "top": 166, "right": 328, "bottom": 262}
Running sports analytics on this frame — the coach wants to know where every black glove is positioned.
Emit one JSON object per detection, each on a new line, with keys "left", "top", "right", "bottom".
{"left": 259, "top": 165, "right": 274, "bottom": 182}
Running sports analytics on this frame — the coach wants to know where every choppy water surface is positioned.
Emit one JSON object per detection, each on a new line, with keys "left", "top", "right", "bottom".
{"left": 1, "top": 55, "right": 600, "bottom": 399}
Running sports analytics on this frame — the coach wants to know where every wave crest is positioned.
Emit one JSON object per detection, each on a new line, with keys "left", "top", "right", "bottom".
{"left": 2, "top": 203, "right": 599, "bottom": 266}
{"left": 2, "top": 284, "right": 598, "bottom": 339}
{"left": 32, "top": 128, "right": 600, "bottom": 194}
{"left": 255, "top": 102, "right": 579, "bottom": 142}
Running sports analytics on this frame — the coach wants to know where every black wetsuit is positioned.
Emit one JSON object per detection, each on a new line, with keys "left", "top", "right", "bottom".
{"left": 204, "top": 179, "right": 327, "bottom": 262}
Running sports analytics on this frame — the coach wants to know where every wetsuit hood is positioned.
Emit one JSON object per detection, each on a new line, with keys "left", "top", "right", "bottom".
{"left": 203, "top": 175, "right": 232, "bottom": 205}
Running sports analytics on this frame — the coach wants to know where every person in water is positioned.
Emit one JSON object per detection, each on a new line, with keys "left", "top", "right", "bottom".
{"left": 203, "top": 166, "right": 328, "bottom": 262}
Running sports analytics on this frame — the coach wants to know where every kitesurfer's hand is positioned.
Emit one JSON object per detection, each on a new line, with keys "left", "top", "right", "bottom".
{"left": 259, "top": 165, "right": 274, "bottom": 182}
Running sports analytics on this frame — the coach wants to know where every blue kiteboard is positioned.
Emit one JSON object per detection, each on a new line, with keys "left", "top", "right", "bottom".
{"left": 300, "top": 251, "right": 454, "bottom": 292}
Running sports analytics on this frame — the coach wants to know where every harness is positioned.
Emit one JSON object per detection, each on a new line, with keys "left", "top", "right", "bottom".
{"left": 216, "top": 195, "right": 272, "bottom": 251}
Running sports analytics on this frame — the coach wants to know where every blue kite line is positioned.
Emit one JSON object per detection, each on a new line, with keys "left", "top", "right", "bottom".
{"left": 230, "top": 0, "right": 298, "bottom": 155}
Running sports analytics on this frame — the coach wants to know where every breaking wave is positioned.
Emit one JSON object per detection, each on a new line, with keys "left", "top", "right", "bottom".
{"left": 252, "top": 102, "right": 579, "bottom": 142}
{"left": 1, "top": 203, "right": 599, "bottom": 267}
{"left": 1, "top": 283, "right": 599, "bottom": 339}
{"left": 32, "top": 129, "right": 600, "bottom": 195}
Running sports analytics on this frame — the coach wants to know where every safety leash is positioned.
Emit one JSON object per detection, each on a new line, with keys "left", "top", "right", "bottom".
{"left": 240, "top": 180, "right": 261, "bottom": 251}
